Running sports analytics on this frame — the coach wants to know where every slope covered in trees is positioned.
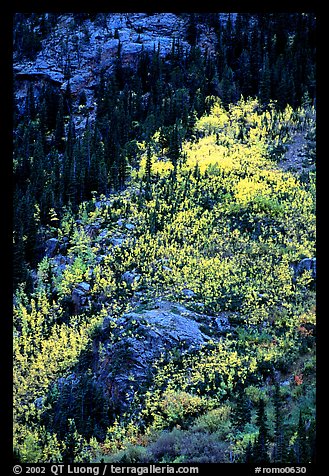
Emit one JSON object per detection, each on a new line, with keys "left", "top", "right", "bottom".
{"left": 12, "top": 13, "right": 316, "bottom": 465}
{"left": 13, "top": 12, "right": 316, "bottom": 288}
{"left": 13, "top": 97, "right": 316, "bottom": 463}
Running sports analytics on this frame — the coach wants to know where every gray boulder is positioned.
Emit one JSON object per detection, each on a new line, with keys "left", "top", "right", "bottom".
{"left": 295, "top": 257, "right": 316, "bottom": 279}
{"left": 34, "top": 396, "right": 45, "bottom": 409}
{"left": 45, "top": 238, "right": 59, "bottom": 258}
{"left": 215, "top": 312, "right": 232, "bottom": 332}
{"left": 182, "top": 288, "right": 196, "bottom": 299}
{"left": 98, "top": 229, "right": 109, "bottom": 240}
{"left": 121, "top": 270, "right": 141, "bottom": 285}
{"left": 125, "top": 223, "right": 135, "bottom": 231}
{"left": 76, "top": 282, "right": 91, "bottom": 293}
{"left": 96, "top": 300, "right": 221, "bottom": 411}
{"left": 72, "top": 282, "right": 91, "bottom": 313}
{"left": 110, "top": 237, "right": 124, "bottom": 247}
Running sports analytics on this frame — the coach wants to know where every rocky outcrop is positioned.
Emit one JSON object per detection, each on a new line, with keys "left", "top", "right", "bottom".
{"left": 13, "top": 13, "right": 188, "bottom": 104}
{"left": 72, "top": 282, "right": 91, "bottom": 313}
{"left": 293, "top": 257, "right": 316, "bottom": 280}
{"left": 45, "top": 238, "right": 59, "bottom": 258}
{"left": 13, "top": 13, "right": 235, "bottom": 116}
{"left": 121, "top": 270, "right": 141, "bottom": 285}
{"left": 95, "top": 299, "right": 227, "bottom": 411}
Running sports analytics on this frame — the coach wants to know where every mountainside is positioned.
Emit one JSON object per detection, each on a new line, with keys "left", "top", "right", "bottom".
{"left": 13, "top": 13, "right": 232, "bottom": 124}
{"left": 12, "top": 13, "right": 316, "bottom": 465}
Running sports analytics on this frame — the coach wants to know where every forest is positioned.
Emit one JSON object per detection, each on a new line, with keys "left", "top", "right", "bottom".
{"left": 12, "top": 13, "right": 316, "bottom": 465}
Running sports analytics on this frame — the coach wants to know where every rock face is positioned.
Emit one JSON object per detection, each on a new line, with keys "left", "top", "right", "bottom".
{"left": 294, "top": 257, "right": 316, "bottom": 279}
{"left": 121, "top": 270, "right": 141, "bottom": 285}
{"left": 45, "top": 238, "right": 59, "bottom": 258}
{"left": 13, "top": 14, "right": 188, "bottom": 108}
{"left": 13, "top": 13, "right": 234, "bottom": 118}
{"left": 72, "top": 282, "right": 91, "bottom": 313}
{"left": 95, "top": 300, "right": 225, "bottom": 411}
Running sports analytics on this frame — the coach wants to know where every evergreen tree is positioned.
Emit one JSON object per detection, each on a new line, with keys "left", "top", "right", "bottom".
{"left": 25, "top": 83, "right": 36, "bottom": 121}
{"left": 167, "top": 123, "right": 181, "bottom": 171}
{"left": 219, "top": 64, "right": 237, "bottom": 107}
{"left": 234, "top": 390, "right": 252, "bottom": 429}
{"left": 149, "top": 196, "right": 160, "bottom": 234}
{"left": 41, "top": 82, "right": 60, "bottom": 131}
{"left": 186, "top": 13, "right": 198, "bottom": 46}
{"left": 236, "top": 49, "right": 253, "bottom": 98}
{"left": 117, "top": 151, "right": 128, "bottom": 191}
{"left": 54, "top": 95, "right": 65, "bottom": 151}
{"left": 30, "top": 131, "right": 46, "bottom": 196}
{"left": 259, "top": 54, "right": 272, "bottom": 106}
{"left": 145, "top": 143, "right": 152, "bottom": 184}
{"left": 62, "top": 419, "right": 82, "bottom": 463}
{"left": 145, "top": 143, "right": 153, "bottom": 200}
{"left": 48, "top": 147, "right": 63, "bottom": 208}
{"left": 63, "top": 81, "right": 73, "bottom": 117}
{"left": 245, "top": 440, "right": 254, "bottom": 463}
{"left": 13, "top": 222, "right": 28, "bottom": 287}
{"left": 249, "top": 20, "right": 263, "bottom": 95}
{"left": 272, "top": 382, "right": 289, "bottom": 463}
{"left": 222, "top": 13, "right": 234, "bottom": 66}
{"left": 293, "top": 412, "right": 309, "bottom": 464}
{"left": 253, "top": 398, "right": 270, "bottom": 463}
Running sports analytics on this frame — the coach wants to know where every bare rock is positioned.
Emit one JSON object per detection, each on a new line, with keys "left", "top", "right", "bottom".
{"left": 121, "top": 270, "right": 141, "bottom": 285}
{"left": 72, "top": 282, "right": 91, "bottom": 313}
{"left": 96, "top": 300, "right": 221, "bottom": 411}
{"left": 182, "top": 288, "right": 196, "bottom": 299}
{"left": 45, "top": 238, "right": 59, "bottom": 258}
{"left": 294, "top": 257, "right": 316, "bottom": 279}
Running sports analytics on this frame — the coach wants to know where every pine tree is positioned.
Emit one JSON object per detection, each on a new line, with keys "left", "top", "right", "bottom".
{"left": 30, "top": 131, "right": 46, "bottom": 196}
{"left": 117, "top": 151, "right": 128, "bottom": 191}
{"left": 219, "top": 64, "right": 237, "bottom": 107}
{"left": 249, "top": 20, "right": 262, "bottom": 95}
{"left": 222, "top": 13, "right": 234, "bottom": 66}
{"left": 259, "top": 54, "right": 272, "bottom": 106}
{"left": 63, "top": 81, "right": 72, "bottom": 117}
{"left": 41, "top": 82, "right": 60, "bottom": 131}
{"left": 114, "top": 41, "right": 124, "bottom": 90}
{"left": 234, "top": 390, "right": 252, "bottom": 429}
{"left": 245, "top": 440, "right": 254, "bottom": 463}
{"left": 13, "top": 223, "right": 28, "bottom": 287}
{"left": 167, "top": 123, "right": 181, "bottom": 170}
{"left": 253, "top": 398, "right": 270, "bottom": 463}
{"left": 54, "top": 95, "right": 65, "bottom": 151}
{"left": 149, "top": 196, "right": 160, "bottom": 234}
{"left": 272, "top": 382, "right": 289, "bottom": 463}
{"left": 25, "top": 83, "right": 36, "bottom": 121}
{"left": 144, "top": 145, "right": 152, "bottom": 182}
{"left": 186, "top": 13, "right": 198, "bottom": 46}
{"left": 237, "top": 49, "right": 253, "bottom": 98}
{"left": 293, "top": 412, "right": 309, "bottom": 464}
{"left": 62, "top": 419, "right": 82, "bottom": 463}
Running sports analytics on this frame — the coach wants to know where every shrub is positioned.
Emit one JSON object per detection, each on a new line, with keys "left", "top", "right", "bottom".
{"left": 143, "top": 389, "right": 210, "bottom": 432}
{"left": 192, "top": 405, "right": 232, "bottom": 436}
{"left": 179, "top": 432, "right": 229, "bottom": 463}
{"left": 147, "top": 428, "right": 229, "bottom": 463}
{"left": 104, "top": 444, "right": 148, "bottom": 463}
{"left": 147, "top": 429, "right": 182, "bottom": 462}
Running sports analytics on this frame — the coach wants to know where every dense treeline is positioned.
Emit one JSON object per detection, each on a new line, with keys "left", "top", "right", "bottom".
{"left": 13, "top": 13, "right": 316, "bottom": 288}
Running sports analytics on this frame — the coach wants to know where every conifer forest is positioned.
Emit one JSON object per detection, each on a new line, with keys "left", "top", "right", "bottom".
{"left": 12, "top": 13, "right": 316, "bottom": 466}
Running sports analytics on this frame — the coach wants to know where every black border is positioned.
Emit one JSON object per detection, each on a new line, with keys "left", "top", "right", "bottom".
{"left": 3, "top": 1, "right": 323, "bottom": 473}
